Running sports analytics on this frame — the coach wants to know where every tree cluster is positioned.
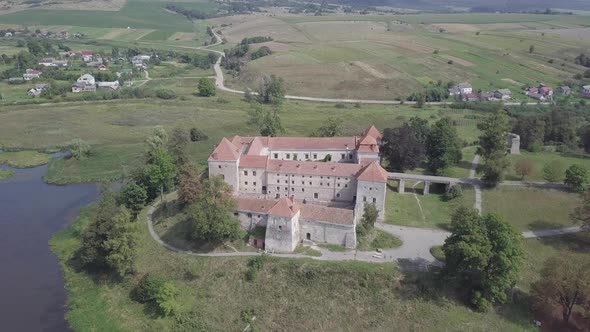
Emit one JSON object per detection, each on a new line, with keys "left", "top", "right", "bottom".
{"left": 442, "top": 207, "right": 524, "bottom": 312}
{"left": 477, "top": 109, "right": 510, "bottom": 187}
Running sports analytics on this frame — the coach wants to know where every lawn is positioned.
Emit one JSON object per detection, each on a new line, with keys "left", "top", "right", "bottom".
{"left": 482, "top": 186, "right": 582, "bottom": 231}
{"left": 50, "top": 203, "right": 540, "bottom": 331}
{"left": 357, "top": 228, "right": 402, "bottom": 250}
{"left": 506, "top": 150, "right": 590, "bottom": 182}
{"left": 385, "top": 181, "right": 475, "bottom": 229}
{"left": 0, "top": 150, "right": 51, "bottom": 168}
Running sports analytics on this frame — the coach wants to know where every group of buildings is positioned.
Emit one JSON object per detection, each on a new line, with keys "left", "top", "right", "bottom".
{"left": 208, "top": 126, "right": 389, "bottom": 253}
{"left": 71, "top": 74, "right": 120, "bottom": 93}
{"left": 448, "top": 83, "right": 512, "bottom": 102}
{"left": 450, "top": 82, "right": 590, "bottom": 102}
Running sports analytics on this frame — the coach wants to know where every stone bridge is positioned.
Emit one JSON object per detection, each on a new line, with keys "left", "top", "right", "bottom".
{"left": 387, "top": 172, "right": 477, "bottom": 195}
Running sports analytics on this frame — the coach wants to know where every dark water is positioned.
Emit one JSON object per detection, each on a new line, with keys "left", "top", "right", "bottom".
{"left": 0, "top": 163, "right": 98, "bottom": 332}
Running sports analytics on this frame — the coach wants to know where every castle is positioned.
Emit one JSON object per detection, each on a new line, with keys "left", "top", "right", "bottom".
{"left": 207, "top": 126, "right": 389, "bottom": 253}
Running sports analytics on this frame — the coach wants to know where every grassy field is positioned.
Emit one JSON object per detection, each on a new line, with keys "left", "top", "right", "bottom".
{"left": 506, "top": 150, "right": 590, "bottom": 182}
{"left": 385, "top": 181, "right": 475, "bottom": 229}
{"left": 482, "top": 186, "right": 582, "bottom": 231}
{"left": 0, "top": 168, "right": 14, "bottom": 180}
{"left": 0, "top": 96, "right": 482, "bottom": 183}
{"left": 213, "top": 13, "right": 590, "bottom": 100}
{"left": 0, "top": 150, "right": 51, "bottom": 168}
{"left": 357, "top": 228, "right": 402, "bottom": 250}
{"left": 50, "top": 204, "right": 543, "bottom": 331}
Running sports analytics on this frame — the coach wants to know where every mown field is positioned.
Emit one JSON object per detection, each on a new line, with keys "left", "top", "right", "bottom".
{"left": 212, "top": 13, "right": 590, "bottom": 100}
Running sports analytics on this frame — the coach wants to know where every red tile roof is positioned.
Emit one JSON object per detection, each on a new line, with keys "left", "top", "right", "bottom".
{"left": 267, "top": 159, "right": 363, "bottom": 177}
{"left": 81, "top": 50, "right": 93, "bottom": 56}
{"left": 300, "top": 204, "right": 354, "bottom": 225}
{"left": 268, "top": 137, "right": 356, "bottom": 150}
{"left": 208, "top": 137, "right": 240, "bottom": 161}
{"left": 246, "top": 137, "right": 265, "bottom": 155}
{"left": 268, "top": 197, "right": 300, "bottom": 218}
{"left": 239, "top": 155, "right": 268, "bottom": 168}
{"left": 357, "top": 162, "right": 388, "bottom": 183}
{"left": 236, "top": 197, "right": 277, "bottom": 214}
{"left": 363, "top": 125, "right": 382, "bottom": 141}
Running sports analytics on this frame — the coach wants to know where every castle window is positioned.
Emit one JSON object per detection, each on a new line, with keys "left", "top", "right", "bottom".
{"left": 302, "top": 188, "right": 305, "bottom": 192}
{"left": 247, "top": 213, "right": 252, "bottom": 218}
{"left": 291, "top": 188, "right": 295, "bottom": 191}
{"left": 305, "top": 154, "right": 309, "bottom": 159}
{"left": 277, "top": 179, "right": 280, "bottom": 184}
{"left": 284, "top": 187, "right": 288, "bottom": 191}
{"left": 285, "top": 180, "right": 288, "bottom": 184}
{"left": 278, "top": 225, "right": 282, "bottom": 231}
{"left": 341, "top": 153, "right": 345, "bottom": 159}
{"left": 313, "top": 193, "right": 319, "bottom": 199}
{"left": 327, "top": 183, "right": 330, "bottom": 187}
{"left": 337, "top": 183, "right": 340, "bottom": 187}
{"left": 301, "top": 181, "right": 305, "bottom": 185}
{"left": 320, "top": 176, "right": 323, "bottom": 179}
{"left": 218, "top": 165, "right": 222, "bottom": 169}
{"left": 253, "top": 171, "right": 257, "bottom": 176}
{"left": 345, "top": 184, "right": 348, "bottom": 188}
{"left": 372, "top": 198, "right": 377, "bottom": 203}
{"left": 320, "top": 182, "right": 323, "bottom": 186}
{"left": 313, "top": 154, "right": 317, "bottom": 159}
{"left": 292, "top": 180, "right": 294, "bottom": 184}
{"left": 274, "top": 153, "right": 278, "bottom": 159}
{"left": 276, "top": 186, "right": 280, "bottom": 190}
{"left": 245, "top": 181, "right": 248, "bottom": 185}
{"left": 363, "top": 196, "right": 367, "bottom": 202}
{"left": 369, "top": 187, "right": 372, "bottom": 191}
{"left": 336, "top": 193, "right": 341, "bottom": 198}
{"left": 234, "top": 212, "right": 238, "bottom": 216}
{"left": 253, "top": 182, "right": 257, "bottom": 186}
{"left": 286, "top": 153, "right": 291, "bottom": 159}
{"left": 293, "top": 153, "right": 298, "bottom": 160}
{"left": 348, "top": 154, "right": 353, "bottom": 160}
{"left": 244, "top": 170, "right": 248, "bottom": 176}
{"left": 309, "top": 181, "right": 312, "bottom": 185}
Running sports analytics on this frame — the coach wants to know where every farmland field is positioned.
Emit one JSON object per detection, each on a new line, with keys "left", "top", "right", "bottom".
{"left": 212, "top": 13, "right": 590, "bottom": 100}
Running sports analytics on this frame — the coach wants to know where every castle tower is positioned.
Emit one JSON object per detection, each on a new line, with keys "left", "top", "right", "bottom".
{"left": 208, "top": 137, "right": 240, "bottom": 193}
{"left": 264, "top": 197, "right": 301, "bottom": 253}
{"left": 355, "top": 161, "right": 388, "bottom": 221}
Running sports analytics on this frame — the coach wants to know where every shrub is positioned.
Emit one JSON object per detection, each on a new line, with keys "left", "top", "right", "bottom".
{"left": 133, "top": 273, "right": 167, "bottom": 303}
{"left": 156, "top": 88, "right": 177, "bottom": 99}
{"left": 69, "top": 138, "right": 91, "bottom": 160}
{"left": 198, "top": 77, "right": 216, "bottom": 97}
{"left": 444, "top": 185, "right": 463, "bottom": 201}
{"left": 189, "top": 128, "right": 208, "bottom": 142}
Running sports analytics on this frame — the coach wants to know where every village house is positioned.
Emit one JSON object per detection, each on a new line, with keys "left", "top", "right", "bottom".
{"left": 97, "top": 81, "right": 120, "bottom": 91}
{"left": 462, "top": 92, "right": 480, "bottom": 102}
{"left": 72, "top": 74, "right": 96, "bottom": 93}
{"left": 81, "top": 50, "right": 93, "bottom": 62}
{"left": 23, "top": 69, "right": 42, "bottom": 81}
{"left": 448, "top": 82, "right": 473, "bottom": 96}
{"left": 494, "top": 89, "right": 512, "bottom": 100}
{"left": 559, "top": 86, "right": 571, "bottom": 96}
{"left": 98, "top": 64, "right": 107, "bottom": 71}
{"left": 525, "top": 85, "right": 553, "bottom": 101}
{"left": 208, "top": 126, "right": 388, "bottom": 253}
{"left": 27, "top": 83, "right": 50, "bottom": 97}
{"left": 583, "top": 85, "right": 590, "bottom": 99}
{"left": 132, "top": 55, "right": 151, "bottom": 62}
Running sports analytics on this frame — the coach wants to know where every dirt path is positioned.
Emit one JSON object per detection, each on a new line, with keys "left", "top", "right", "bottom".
{"left": 469, "top": 155, "right": 482, "bottom": 214}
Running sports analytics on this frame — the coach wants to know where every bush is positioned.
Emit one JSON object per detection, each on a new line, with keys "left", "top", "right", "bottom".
{"left": 198, "top": 77, "right": 216, "bottom": 97}
{"left": 69, "top": 138, "right": 91, "bottom": 160}
{"left": 189, "top": 128, "right": 208, "bottom": 142}
{"left": 471, "top": 291, "right": 491, "bottom": 312}
{"left": 444, "top": 185, "right": 463, "bottom": 201}
{"left": 133, "top": 273, "right": 167, "bottom": 303}
{"left": 156, "top": 89, "right": 177, "bottom": 99}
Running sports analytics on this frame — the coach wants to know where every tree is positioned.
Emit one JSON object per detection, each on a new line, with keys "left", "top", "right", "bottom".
{"left": 542, "top": 160, "right": 565, "bottom": 182}
{"left": 178, "top": 164, "right": 201, "bottom": 205}
{"left": 143, "top": 148, "right": 176, "bottom": 200}
{"left": 409, "top": 116, "right": 431, "bottom": 146}
{"left": 167, "top": 127, "right": 190, "bottom": 167}
{"left": 513, "top": 116, "right": 545, "bottom": 151}
{"left": 69, "top": 138, "right": 91, "bottom": 160}
{"left": 478, "top": 109, "right": 510, "bottom": 187}
{"left": 381, "top": 124, "right": 424, "bottom": 172}
{"left": 425, "top": 118, "right": 462, "bottom": 174}
{"left": 249, "top": 105, "right": 284, "bottom": 137}
{"left": 361, "top": 203, "right": 378, "bottom": 230}
{"left": 190, "top": 128, "right": 208, "bottom": 142}
{"left": 514, "top": 159, "right": 535, "bottom": 180}
{"left": 79, "top": 192, "right": 137, "bottom": 276}
{"left": 27, "top": 40, "right": 43, "bottom": 56}
{"left": 578, "top": 124, "right": 590, "bottom": 153}
{"left": 257, "top": 75, "right": 285, "bottom": 105}
{"left": 118, "top": 182, "right": 148, "bottom": 218}
{"left": 197, "top": 77, "right": 216, "bottom": 97}
{"left": 310, "top": 117, "right": 343, "bottom": 137}
{"left": 186, "top": 176, "right": 242, "bottom": 243}
{"left": 531, "top": 254, "right": 590, "bottom": 323}
{"left": 443, "top": 207, "right": 524, "bottom": 312}
{"left": 571, "top": 190, "right": 590, "bottom": 231}
{"left": 564, "top": 164, "right": 588, "bottom": 192}
{"left": 146, "top": 126, "right": 168, "bottom": 153}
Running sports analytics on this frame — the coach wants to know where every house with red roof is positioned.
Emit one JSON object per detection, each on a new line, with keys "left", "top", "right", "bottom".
{"left": 208, "top": 126, "right": 388, "bottom": 252}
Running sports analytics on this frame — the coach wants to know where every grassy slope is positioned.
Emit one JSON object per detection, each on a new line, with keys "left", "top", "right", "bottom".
{"left": 50, "top": 205, "right": 539, "bottom": 331}
{"left": 482, "top": 186, "right": 581, "bottom": 231}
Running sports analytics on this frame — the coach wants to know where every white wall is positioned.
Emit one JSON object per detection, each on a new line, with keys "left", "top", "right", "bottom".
{"left": 299, "top": 220, "right": 356, "bottom": 248}
{"left": 355, "top": 180, "right": 387, "bottom": 220}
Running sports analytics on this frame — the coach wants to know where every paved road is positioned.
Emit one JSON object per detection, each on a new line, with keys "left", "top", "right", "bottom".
{"left": 469, "top": 155, "right": 483, "bottom": 213}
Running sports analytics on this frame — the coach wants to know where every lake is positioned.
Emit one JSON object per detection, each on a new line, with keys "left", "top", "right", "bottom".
{"left": 0, "top": 163, "right": 98, "bottom": 331}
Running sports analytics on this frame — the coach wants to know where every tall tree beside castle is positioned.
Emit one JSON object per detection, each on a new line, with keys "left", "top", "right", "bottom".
{"left": 478, "top": 109, "right": 510, "bottom": 187}
{"left": 425, "top": 118, "right": 462, "bottom": 175}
